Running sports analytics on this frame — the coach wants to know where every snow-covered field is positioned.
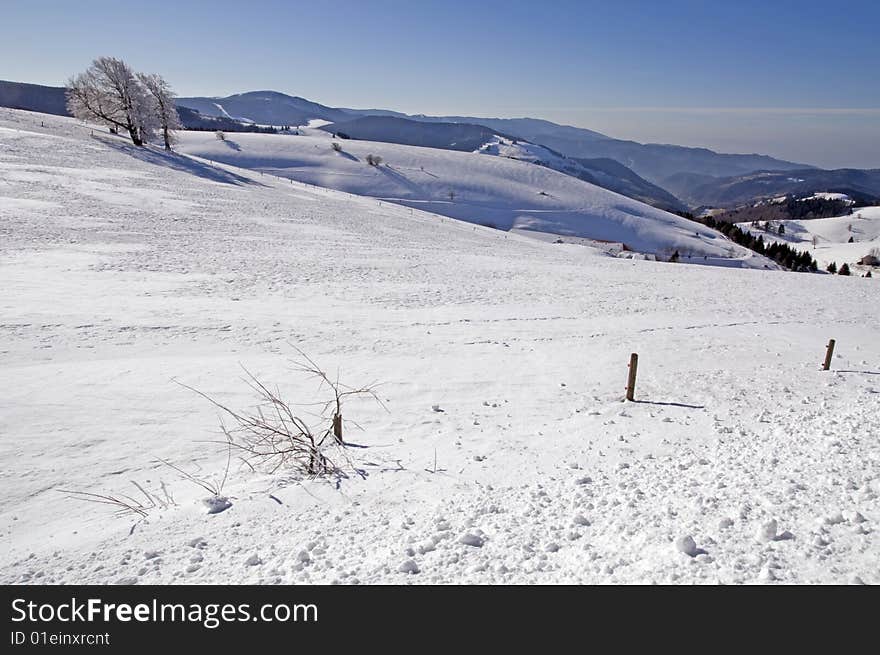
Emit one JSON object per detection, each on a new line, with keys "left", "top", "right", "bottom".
{"left": 174, "top": 129, "right": 769, "bottom": 267}
{"left": 1, "top": 108, "right": 878, "bottom": 585}
{"left": 739, "top": 206, "right": 880, "bottom": 271}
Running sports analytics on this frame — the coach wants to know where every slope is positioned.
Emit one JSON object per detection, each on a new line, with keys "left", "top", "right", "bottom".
{"left": 175, "top": 129, "right": 763, "bottom": 266}
{"left": 739, "top": 206, "right": 880, "bottom": 271}
{"left": 318, "top": 118, "right": 687, "bottom": 211}
{"left": 1, "top": 107, "right": 878, "bottom": 585}
{"left": 475, "top": 136, "right": 687, "bottom": 212}
{"left": 176, "top": 90, "right": 813, "bottom": 188}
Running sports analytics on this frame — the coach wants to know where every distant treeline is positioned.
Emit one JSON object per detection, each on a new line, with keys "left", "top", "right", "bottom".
{"left": 701, "top": 215, "right": 818, "bottom": 272}
{"left": 185, "top": 123, "right": 278, "bottom": 134}
{"left": 714, "top": 196, "right": 862, "bottom": 224}
{"left": 673, "top": 209, "right": 818, "bottom": 271}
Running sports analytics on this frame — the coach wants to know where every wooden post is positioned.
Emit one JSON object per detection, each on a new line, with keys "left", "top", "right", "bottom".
{"left": 333, "top": 414, "right": 343, "bottom": 441}
{"left": 822, "top": 339, "right": 835, "bottom": 371}
{"left": 626, "top": 353, "right": 639, "bottom": 401}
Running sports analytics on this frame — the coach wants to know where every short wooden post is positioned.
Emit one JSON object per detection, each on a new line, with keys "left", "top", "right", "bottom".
{"left": 333, "top": 414, "right": 343, "bottom": 441}
{"left": 822, "top": 339, "right": 835, "bottom": 371}
{"left": 626, "top": 353, "right": 639, "bottom": 401}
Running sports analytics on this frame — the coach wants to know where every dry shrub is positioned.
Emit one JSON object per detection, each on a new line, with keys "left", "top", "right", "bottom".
{"left": 180, "top": 349, "right": 384, "bottom": 478}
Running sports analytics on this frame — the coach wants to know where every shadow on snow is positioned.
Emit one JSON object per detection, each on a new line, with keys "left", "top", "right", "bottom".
{"left": 96, "top": 135, "right": 266, "bottom": 187}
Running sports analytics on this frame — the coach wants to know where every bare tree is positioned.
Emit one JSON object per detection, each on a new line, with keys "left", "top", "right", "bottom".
{"left": 138, "top": 73, "right": 181, "bottom": 151}
{"left": 66, "top": 57, "right": 156, "bottom": 146}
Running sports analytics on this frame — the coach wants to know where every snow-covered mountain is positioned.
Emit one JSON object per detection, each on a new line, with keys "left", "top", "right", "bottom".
{"left": 0, "top": 79, "right": 279, "bottom": 134}
{"left": 402, "top": 114, "right": 813, "bottom": 187}
{"left": 317, "top": 118, "right": 687, "bottom": 211}
{"left": 175, "top": 128, "right": 766, "bottom": 266}
{"left": 665, "top": 168, "right": 880, "bottom": 209}
{"left": 475, "top": 136, "right": 686, "bottom": 212}
{"left": 173, "top": 89, "right": 812, "bottom": 189}
{"left": 0, "top": 82, "right": 839, "bottom": 210}
{"left": 176, "top": 90, "right": 355, "bottom": 126}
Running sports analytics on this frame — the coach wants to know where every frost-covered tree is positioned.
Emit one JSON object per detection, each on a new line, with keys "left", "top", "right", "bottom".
{"left": 66, "top": 57, "right": 155, "bottom": 146}
{"left": 138, "top": 73, "right": 181, "bottom": 151}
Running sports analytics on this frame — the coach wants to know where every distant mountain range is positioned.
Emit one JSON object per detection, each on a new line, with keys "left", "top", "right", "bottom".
{"left": 175, "top": 92, "right": 812, "bottom": 188}
{"left": 177, "top": 90, "right": 356, "bottom": 126}
{"left": 4, "top": 80, "right": 875, "bottom": 212}
{"left": 0, "top": 80, "right": 68, "bottom": 116}
{"left": 400, "top": 115, "right": 813, "bottom": 189}
{"left": 664, "top": 169, "right": 880, "bottom": 208}
{"left": 569, "top": 156, "right": 687, "bottom": 212}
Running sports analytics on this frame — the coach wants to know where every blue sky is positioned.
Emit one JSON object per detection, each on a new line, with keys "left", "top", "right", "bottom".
{"left": 3, "top": 0, "right": 878, "bottom": 168}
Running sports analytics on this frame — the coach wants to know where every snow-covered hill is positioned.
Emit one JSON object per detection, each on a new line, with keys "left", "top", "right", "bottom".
{"left": 176, "top": 90, "right": 353, "bottom": 126}
{"left": 475, "top": 137, "right": 686, "bottom": 212}
{"left": 1, "top": 108, "right": 878, "bottom": 585}
{"left": 316, "top": 121, "right": 687, "bottom": 211}
{"left": 739, "top": 206, "right": 880, "bottom": 271}
{"left": 175, "top": 130, "right": 767, "bottom": 267}
{"left": 172, "top": 89, "right": 813, "bottom": 188}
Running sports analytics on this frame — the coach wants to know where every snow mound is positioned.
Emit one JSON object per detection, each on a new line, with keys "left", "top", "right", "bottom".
{"left": 802, "top": 192, "right": 853, "bottom": 203}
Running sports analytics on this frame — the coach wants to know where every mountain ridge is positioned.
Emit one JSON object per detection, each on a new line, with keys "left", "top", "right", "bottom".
{"left": 173, "top": 90, "right": 816, "bottom": 197}
{"left": 666, "top": 168, "right": 880, "bottom": 208}
{"left": 3, "top": 80, "right": 861, "bottom": 211}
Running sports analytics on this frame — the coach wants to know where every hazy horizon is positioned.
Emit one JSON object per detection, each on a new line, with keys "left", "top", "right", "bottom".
{"left": 3, "top": 0, "right": 878, "bottom": 169}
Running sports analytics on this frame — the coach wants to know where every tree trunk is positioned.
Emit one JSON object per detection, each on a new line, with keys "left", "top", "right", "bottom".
{"left": 128, "top": 125, "right": 143, "bottom": 146}
{"left": 163, "top": 126, "right": 171, "bottom": 151}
